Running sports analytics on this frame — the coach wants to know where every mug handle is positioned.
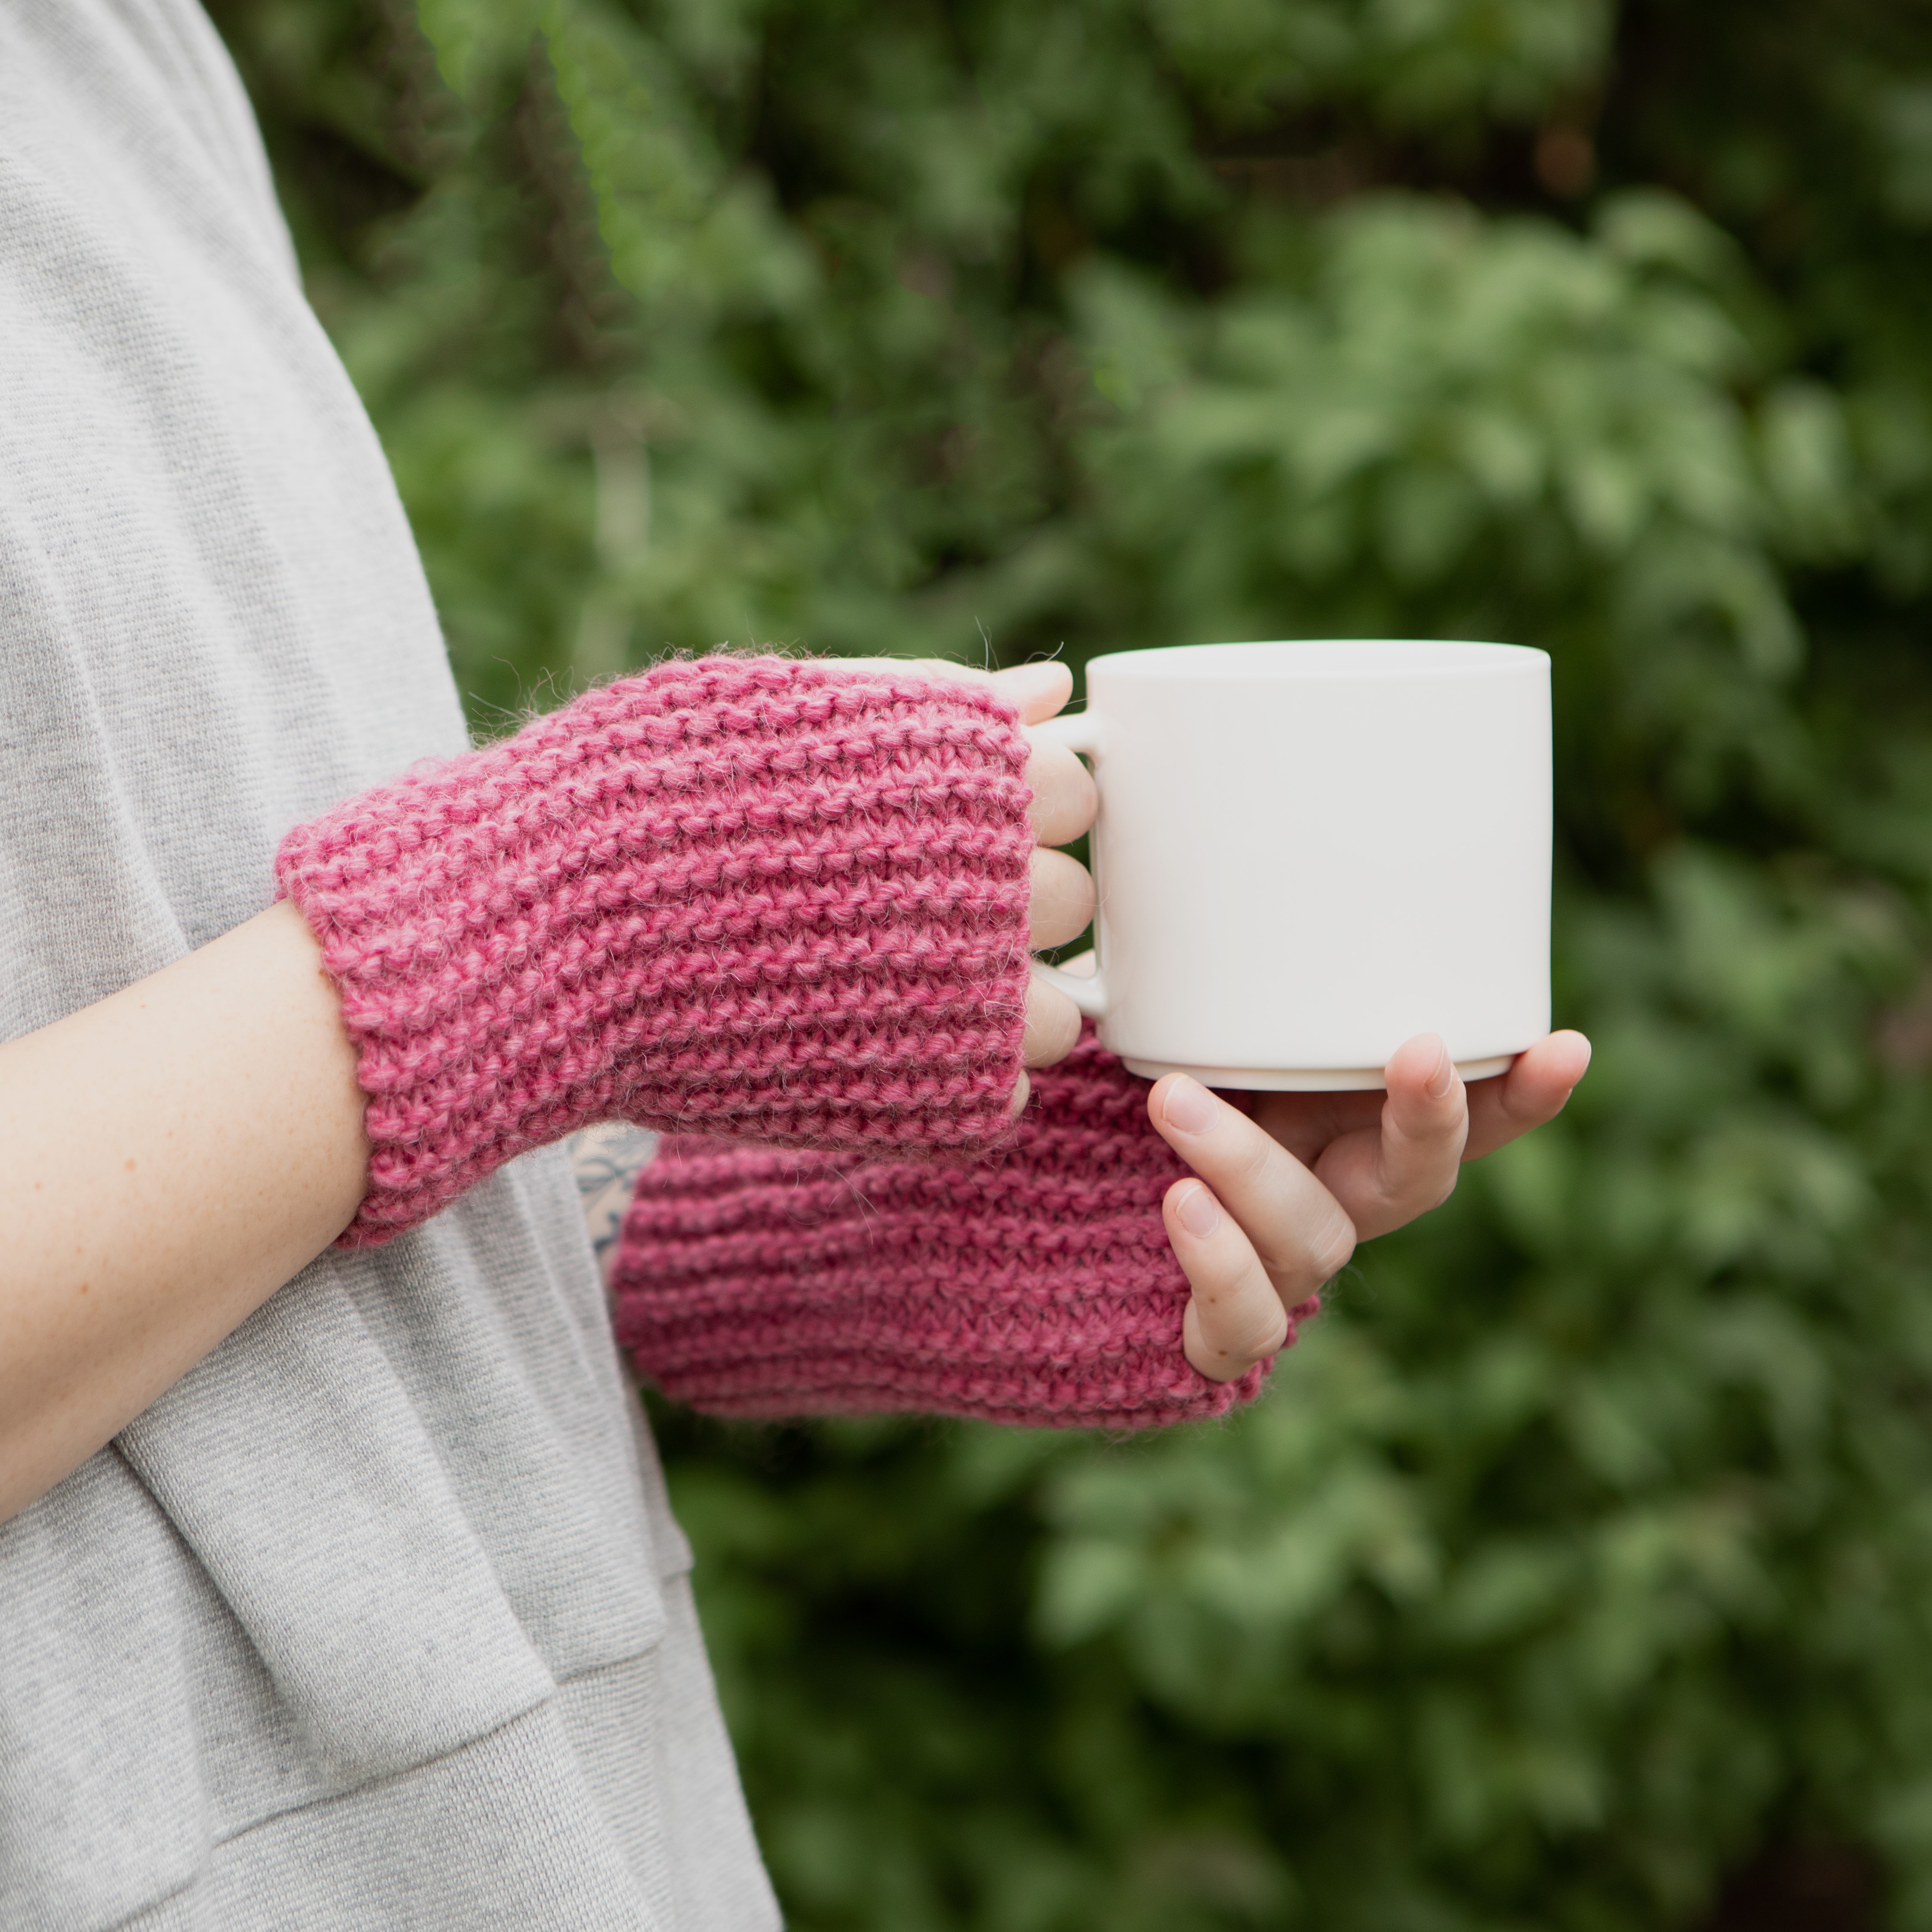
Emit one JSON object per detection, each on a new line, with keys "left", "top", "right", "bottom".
{"left": 1028, "top": 710, "right": 1108, "bottom": 1020}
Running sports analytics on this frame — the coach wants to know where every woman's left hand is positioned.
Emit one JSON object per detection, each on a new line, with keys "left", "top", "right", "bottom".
{"left": 958, "top": 655, "right": 1590, "bottom": 1380}
{"left": 1149, "top": 1030, "right": 1593, "bottom": 1380}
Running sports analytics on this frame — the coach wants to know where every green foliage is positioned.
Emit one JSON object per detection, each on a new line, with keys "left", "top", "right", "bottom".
{"left": 209, "top": 0, "right": 1932, "bottom": 1923}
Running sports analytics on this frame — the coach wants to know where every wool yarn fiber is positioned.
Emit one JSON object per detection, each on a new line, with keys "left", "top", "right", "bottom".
{"left": 615, "top": 1030, "right": 1307, "bottom": 1428}
{"left": 278, "top": 655, "right": 1035, "bottom": 1245}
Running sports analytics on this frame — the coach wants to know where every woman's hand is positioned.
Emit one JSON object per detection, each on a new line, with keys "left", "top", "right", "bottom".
{"left": 1150, "top": 1030, "right": 1593, "bottom": 1380}
{"left": 945, "top": 654, "right": 1585, "bottom": 1373}
{"left": 834, "top": 659, "right": 1097, "bottom": 1106}
{"left": 865, "top": 658, "right": 1589, "bottom": 1376}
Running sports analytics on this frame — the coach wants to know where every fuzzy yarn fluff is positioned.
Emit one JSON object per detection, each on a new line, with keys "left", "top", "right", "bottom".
{"left": 278, "top": 655, "right": 1035, "bottom": 1245}
{"left": 615, "top": 1030, "right": 1314, "bottom": 1429}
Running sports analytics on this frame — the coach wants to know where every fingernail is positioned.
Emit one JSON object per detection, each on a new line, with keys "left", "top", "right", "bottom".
{"left": 1176, "top": 1182, "right": 1220, "bottom": 1238}
{"left": 1427, "top": 1041, "right": 1455, "bottom": 1100}
{"left": 1162, "top": 1076, "right": 1217, "bottom": 1135}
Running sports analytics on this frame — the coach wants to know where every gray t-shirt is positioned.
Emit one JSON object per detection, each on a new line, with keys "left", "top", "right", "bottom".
{"left": 0, "top": 4, "right": 779, "bottom": 1926}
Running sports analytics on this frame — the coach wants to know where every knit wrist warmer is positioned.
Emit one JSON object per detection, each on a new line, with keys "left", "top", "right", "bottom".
{"left": 613, "top": 1030, "right": 1314, "bottom": 1430}
{"left": 276, "top": 655, "right": 1035, "bottom": 1246}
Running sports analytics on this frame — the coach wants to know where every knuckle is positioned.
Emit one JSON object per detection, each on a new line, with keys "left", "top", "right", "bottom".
{"left": 1021, "top": 743, "right": 1056, "bottom": 796}
{"left": 1044, "top": 998, "right": 1082, "bottom": 1061}
{"left": 1022, "top": 979, "right": 1082, "bottom": 1066}
{"left": 1056, "top": 846, "right": 1096, "bottom": 898}
{"left": 1308, "top": 1215, "right": 1357, "bottom": 1286}
{"left": 1024, "top": 744, "right": 1096, "bottom": 844}
{"left": 1190, "top": 1346, "right": 1246, "bottom": 1385}
{"left": 1191, "top": 1281, "right": 1289, "bottom": 1374}
{"left": 1066, "top": 760, "right": 1098, "bottom": 828}
{"left": 1232, "top": 1302, "right": 1291, "bottom": 1364}
{"left": 1029, "top": 844, "right": 1076, "bottom": 887}
{"left": 1027, "top": 850, "right": 1096, "bottom": 946}
{"left": 1023, "top": 737, "right": 1075, "bottom": 782}
{"left": 1227, "top": 1128, "right": 1275, "bottom": 1189}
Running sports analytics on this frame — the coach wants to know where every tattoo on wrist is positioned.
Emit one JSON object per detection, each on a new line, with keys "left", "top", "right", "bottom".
{"left": 572, "top": 1123, "right": 656, "bottom": 1277}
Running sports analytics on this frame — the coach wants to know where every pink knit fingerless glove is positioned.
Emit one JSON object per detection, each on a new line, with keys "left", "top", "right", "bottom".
{"left": 614, "top": 1031, "right": 1316, "bottom": 1430}
{"left": 276, "top": 655, "right": 1034, "bottom": 1246}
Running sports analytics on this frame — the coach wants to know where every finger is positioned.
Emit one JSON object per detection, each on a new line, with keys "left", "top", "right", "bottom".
{"left": 1308, "top": 1033, "right": 1468, "bottom": 1241}
{"left": 990, "top": 660, "right": 1073, "bottom": 725}
{"left": 1250, "top": 1087, "right": 1386, "bottom": 1168}
{"left": 1464, "top": 1029, "right": 1592, "bottom": 1160}
{"left": 1023, "top": 731, "right": 1098, "bottom": 845}
{"left": 1149, "top": 1075, "right": 1357, "bottom": 1305}
{"left": 1165, "top": 1179, "right": 1291, "bottom": 1381}
{"left": 1022, "top": 974, "right": 1082, "bottom": 1068}
{"left": 825, "top": 663, "right": 1088, "bottom": 831}
{"left": 1028, "top": 847, "right": 1095, "bottom": 948}
{"left": 819, "top": 656, "right": 1071, "bottom": 727}
{"left": 1010, "top": 1068, "right": 1031, "bottom": 1118}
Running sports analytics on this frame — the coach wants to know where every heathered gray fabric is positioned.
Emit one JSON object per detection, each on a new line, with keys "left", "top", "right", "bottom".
{"left": 0, "top": 4, "right": 781, "bottom": 1927}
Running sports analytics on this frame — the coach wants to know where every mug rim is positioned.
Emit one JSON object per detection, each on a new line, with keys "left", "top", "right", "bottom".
{"left": 1086, "top": 639, "right": 1546, "bottom": 681}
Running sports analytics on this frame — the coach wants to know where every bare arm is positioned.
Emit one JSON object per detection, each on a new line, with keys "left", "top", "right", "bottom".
{"left": 574, "top": 1123, "right": 656, "bottom": 1283}
{"left": 0, "top": 898, "right": 368, "bottom": 1523}
{"left": 0, "top": 659, "right": 1089, "bottom": 1528}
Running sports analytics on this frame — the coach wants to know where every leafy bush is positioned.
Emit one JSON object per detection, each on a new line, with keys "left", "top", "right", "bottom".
{"left": 210, "top": 0, "right": 1932, "bottom": 1923}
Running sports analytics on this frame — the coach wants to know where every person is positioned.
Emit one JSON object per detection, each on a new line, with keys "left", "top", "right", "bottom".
{"left": 0, "top": 3, "right": 1591, "bottom": 1927}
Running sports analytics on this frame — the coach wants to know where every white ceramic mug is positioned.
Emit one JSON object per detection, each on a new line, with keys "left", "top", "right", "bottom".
{"left": 1029, "top": 640, "right": 1552, "bottom": 1090}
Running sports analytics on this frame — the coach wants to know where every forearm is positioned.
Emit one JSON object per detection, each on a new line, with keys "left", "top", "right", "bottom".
{"left": 0, "top": 899, "right": 368, "bottom": 1522}
{"left": 0, "top": 654, "right": 1058, "bottom": 1517}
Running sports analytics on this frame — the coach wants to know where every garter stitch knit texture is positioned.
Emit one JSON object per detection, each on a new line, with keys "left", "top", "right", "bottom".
{"left": 276, "top": 655, "right": 1035, "bottom": 1245}
{"left": 614, "top": 1030, "right": 1315, "bottom": 1429}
